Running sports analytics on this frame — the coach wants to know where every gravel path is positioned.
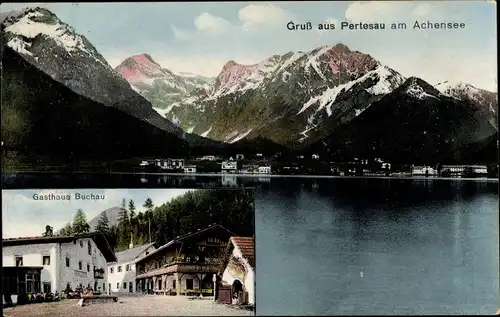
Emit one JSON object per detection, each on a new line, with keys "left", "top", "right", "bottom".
{"left": 3, "top": 296, "right": 254, "bottom": 316}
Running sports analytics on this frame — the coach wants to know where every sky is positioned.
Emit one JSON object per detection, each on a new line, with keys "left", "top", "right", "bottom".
{"left": 0, "top": 1, "right": 497, "bottom": 91}
{"left": 2, "top": 188, "right": 193, "bottom": 238}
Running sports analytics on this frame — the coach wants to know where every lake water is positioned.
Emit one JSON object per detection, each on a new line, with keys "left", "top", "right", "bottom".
{"left": 255, "top": 179, "right": 499, "bottom": 315}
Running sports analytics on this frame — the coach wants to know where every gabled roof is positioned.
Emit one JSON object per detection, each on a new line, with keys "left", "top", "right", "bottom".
{"left": 231, "top": 237, "right": 255, "bottom": 268}
{"left": 136, "top": 224, "right": 235, "bottom": 264}
{"left": 219, "top": 236, "right": 255, "bottom": 273}
{"left": 2, "top": 232, "right": 117, "bottom": 262}
{"left": 110, "top": 242, "right": 155, "bottom": 264}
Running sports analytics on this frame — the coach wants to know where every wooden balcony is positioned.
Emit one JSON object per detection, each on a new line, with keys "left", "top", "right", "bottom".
{"left": 136, "top": 262, "right": 219, "bottom": 279}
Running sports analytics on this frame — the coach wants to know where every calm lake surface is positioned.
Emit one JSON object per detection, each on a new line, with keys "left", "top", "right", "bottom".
{"left": 255, "top": 179, "right": 499, "bottom": 315}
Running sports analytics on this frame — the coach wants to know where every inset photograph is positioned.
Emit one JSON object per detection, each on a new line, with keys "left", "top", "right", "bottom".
{"left": 2, "top": 188, "right": 255, "bottom": 316}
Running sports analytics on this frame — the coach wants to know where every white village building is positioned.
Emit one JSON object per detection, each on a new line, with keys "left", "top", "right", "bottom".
{"left": 221, "top": 161, "right": 238, "bottom": 173}
{"left": 257, "top": 165, "right": 272, "bottom": 174}
{"left": 411, "top": 166, "right": 438, "bottom": 176}
{"left": 2, "top": 233, "right": 116, "bottom": 302}
{"left": 107, "top": 242, "right": 156, "bottom": 293}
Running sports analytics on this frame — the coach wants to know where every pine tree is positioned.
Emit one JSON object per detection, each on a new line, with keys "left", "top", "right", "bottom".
{"left": 143, "top": 198, "right": 154, "bottom": 244}
{"left": 59, "top": 222, "right": 73, "bottom": 236}
{"left": 72, "top": 209, "right": 91, "bottom": 234}
{"left": 143, "top": 197, "right": 154, "bottom": 213}
{"left": 118, "top": 198, "right": 129, "bottom": 224}
{"left": 96, "top": 211, "right": 110, "bottom": 235}
{"left": 128, "top": 200, "right": 136, "bottom": 220}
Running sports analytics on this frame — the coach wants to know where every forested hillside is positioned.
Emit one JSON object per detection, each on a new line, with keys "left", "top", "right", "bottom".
{"left": 53, "top": 189, "right": 254, "bottom": 252}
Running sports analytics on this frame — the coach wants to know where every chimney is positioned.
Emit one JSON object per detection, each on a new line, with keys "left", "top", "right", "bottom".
{"left": 129, "top": 232, "right": 134, "bottom": 249}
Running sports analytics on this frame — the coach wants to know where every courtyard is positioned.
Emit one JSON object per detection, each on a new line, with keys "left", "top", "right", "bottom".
{"left": 3, "top": 295, "right": 254, "bottom": 317}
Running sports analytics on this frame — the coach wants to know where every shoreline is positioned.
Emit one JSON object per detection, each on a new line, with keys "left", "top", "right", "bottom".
{"left": 2, "top": 171, "right": 498, "bottom": 182}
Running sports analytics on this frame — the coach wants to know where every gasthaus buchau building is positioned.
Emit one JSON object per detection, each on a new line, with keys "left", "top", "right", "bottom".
{"left": 134, "top": 224, "right": 234, "bottom": 296}
{"left": 2, "top": 233, "right": 116, "bottom": 304}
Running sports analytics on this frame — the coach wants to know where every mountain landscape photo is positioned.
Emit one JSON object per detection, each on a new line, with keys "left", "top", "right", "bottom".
{"left": 0, "top": 2, "right": 497, "bottom": 173}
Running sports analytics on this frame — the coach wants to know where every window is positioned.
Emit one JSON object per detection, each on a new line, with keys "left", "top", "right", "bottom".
{"left": 110, "top": 267, "right": 114, "bottom": 273}
{"left": 42, "top": 256, "right": 51, "bottom": 266}
{"left": 88, "top": 241, "right": 92, "bottom": 255}
{"left": 186, "top": 279, "right": 193, "bottom": 290}
{"left": 117, "top": 283, "right": 119, "bottom": 289}
{"left": 80, "top": 241, "right": 83, "bottom": 248}
{"left": 66, "top": 257, "right": 70, "bottom": 267}
{"left": 78, "top": 261, "right": 83, "bottom": 270}
{"left": 123, "top": 282, "right": 126, "bottom": 289}
{"left": 43, "top": 282, "right": 51, "bottom": 293}
{"left": 15, "top": 256, "right": 23, "bottom": 267}
{"left": 126, "top": 264, "right": 130, "bottom": 271}
{"left": 26, "top": 272, "right": 40, "bottom": 293}
{"left": 87, "top": 264, "right": 90, "bottom": 272}
{"left": 118, "top": 266, "right": 122, "bottom": 272}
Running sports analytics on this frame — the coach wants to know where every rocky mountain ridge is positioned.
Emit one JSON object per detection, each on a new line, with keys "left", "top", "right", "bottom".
{"left": 2, "top": 7, "right": 183, "bottom": 136}
{"left": 115, "top": 54, "right": 214, "bottom": 121}
{"left": 142, "top": 43, "right": 497, "bottom": 149}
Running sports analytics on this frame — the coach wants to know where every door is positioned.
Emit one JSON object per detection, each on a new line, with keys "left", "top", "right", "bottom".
{"left": 43, "top": 282, "right": 51, "bottom": 293}
{"left": 129, "top": 281, "right": 133, "bottom": 292}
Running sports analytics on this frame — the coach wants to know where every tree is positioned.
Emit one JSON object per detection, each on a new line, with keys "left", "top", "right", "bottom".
{"left": 96, "top": 211, "right": 110, "bottom": 235}
{"left": 143, "top": 197, "right": 154, "bottom": 214}
{"left": 42, "top": 225, "right": 53, "bottom": 237}
{"left": 128, "top": 200, "right": 136, "bottom": 220}
{"left": 143, "top": 198, "right": 154, "bottom": 244}
{"left": 59, "top": 222, "right": 73, "bottom": 236}
{"left": 118, "top": 198, "right": 129, "bottom": 224}
{"left": 72, "top": 209, "right": 90, "bottom": 234}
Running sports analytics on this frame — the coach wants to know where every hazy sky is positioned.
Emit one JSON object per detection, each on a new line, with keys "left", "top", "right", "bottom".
{"left": 2, "top": 188, "right": 193, "bottom": 238}
{"left": 0, "top": 1, "right": 497, "bottom": 91}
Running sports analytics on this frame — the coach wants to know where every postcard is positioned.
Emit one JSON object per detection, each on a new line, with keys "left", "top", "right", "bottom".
{"left": 2, "top": 188, "right": 255, "bottom": 316}
{"left": 0, "top": 1, "right": 497, "bottom": 179}
{"left": 0, "top": 1, "right": 498, "bottom": 316}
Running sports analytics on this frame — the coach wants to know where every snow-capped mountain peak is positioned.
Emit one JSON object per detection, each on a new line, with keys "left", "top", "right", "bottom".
{"left": 211, "top": 60, "right": 259, "bottom": 96}
{"left": 402, "top": 77, "right": 443, "bottom": 100}
{"left": 435, "top": 80, "right": 481, "bottom": 97}
{"left": 435, "top": 80, "right": 498, "bottom": 113}
{"left": 2, "top": 7, "right": 185, "bottom": 135}
{"left": 116, "top": 53, "right": 174, "bottom": 85}
{"left": 3, "top": 7, "right": 109, "bottom": 67}
{"left": 304, "top": 43, "right": 379, "bottom": 79}
{"left": 115, "top": 53, "right": 214, "bottom": 115}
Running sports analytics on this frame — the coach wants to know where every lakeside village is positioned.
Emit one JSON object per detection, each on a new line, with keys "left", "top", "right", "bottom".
{"left": 136, "top": 153, "right": 499, "bottom": 178}
{"left": 2, "top": 225, "right": 255, "bottom": 312}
